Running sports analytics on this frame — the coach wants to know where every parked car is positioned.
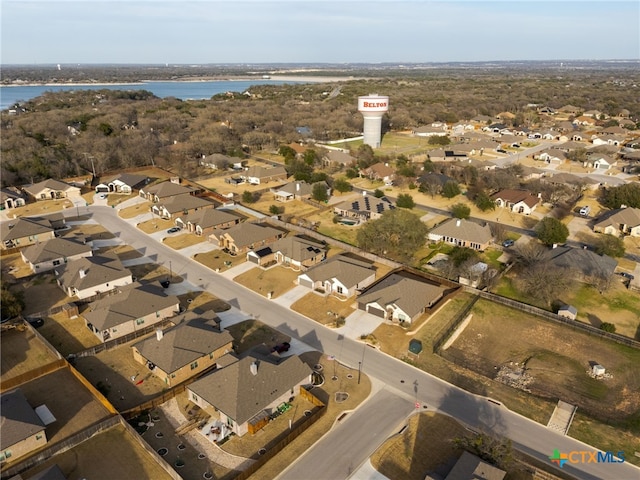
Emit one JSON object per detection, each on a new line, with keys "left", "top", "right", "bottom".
{"left": 618, "top": 272, "right": 634, "bottom": 280}
{"left": 502, "top": 239, "right": 515, "bottom": 247}
{"left": 160, "top": 280, "right": 171, "bottom": 288}
{"left": 497, "top": 148, "right": 507, "bottom": 154}
{"left": 271, "top": 342, "right": 291, "bottom": 353}
{"left": 579, "top": 206, "right": 590, "bottom": 216}
{"left": 99, "top": 194, "right": 107, "bottom": 199}
{"left": 167, "top": 227, "right": 181, "bottom": 234}
{"left": 27, "top": 318, "right": 44, "bottom": 328}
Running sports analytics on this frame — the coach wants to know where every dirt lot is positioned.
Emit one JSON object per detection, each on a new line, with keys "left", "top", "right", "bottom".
{"left": 233, "top": 265, "right": 299, "bottom": 298}
{"left": 19, "top": 423, "right": 175, "bottom": 480}
{"left": 443, "top": 299, "right": 640, "bottom": 423}
{"left": 290, "top": 292, "right": 356, "bottom": 325}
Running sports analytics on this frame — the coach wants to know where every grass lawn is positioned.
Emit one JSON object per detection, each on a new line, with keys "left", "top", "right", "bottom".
{"left": 128, "top": 262, "right": 182, "bottom": 285}
{"left": 12, "top": 274, "right": 71, "bottom": 316}
{"left": 162, "top": 232, "right": 207, "bottom": 250}
{"left": 233, "top": 265, "right": 299, "bottom": 298}
{"left": 177, "top": 290, "right": 230, "bottom": 313}
{"left": 70, "top": 223, "right": 116, "bottom": 240}
{"left": 194, "top": 249, "right": 247, "bottom": 272}
{"left": 7, "top": 198, "right": 73, "bottom": 218}
{"left": 99, "top": 244, "right": 144, "bottom": 261}
{"left": 38, "top": 310, "right": 102, "bottom": 356}
{"left": 225, "top": 319, "right": 292, "bottom": 354}
{"left": 118, "top": 201, "right": 151, "bottom": 219}
{"left": 290, "top": 292, "right": 356, "bottom": 325}
{"left": 0, "top": 327, "right": 61, "bottom": 382}
{"left": 137, "top": 217, "right": 174, "bottom": 233}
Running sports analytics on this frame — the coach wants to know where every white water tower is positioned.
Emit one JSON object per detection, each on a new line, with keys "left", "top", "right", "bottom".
{"left": 358, "top": 94, "right": 389, "bottom": 148}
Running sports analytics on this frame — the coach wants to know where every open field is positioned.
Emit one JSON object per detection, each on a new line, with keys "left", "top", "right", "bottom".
{"left": 20, "top": 423, "right": 175, "bottom": 480}
{"left": 233, "top": 265, "right": 299, "bottom": 298}
{"left": 443, "top": 298, "right": 640, "bottom": 426}
{"left": 494, "top": 272, "right": 640, "bottom": 339}
{"left": 290, "top": 292, "right": 356, "bottom": 325}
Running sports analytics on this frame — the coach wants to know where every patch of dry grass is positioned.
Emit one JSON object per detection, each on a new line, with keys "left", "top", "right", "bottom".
{"left": 162, "top": 232, "right": 207, "bottom": 250}
{"left": 194, "top": 249, "right": 247, "bottom": 272}
{"left": 7, "top": 199, "right": 73, "bottom": 218}
{"left": 38, "top": 310, "right": 102, "bottom": 356}
{"left": 233, "top": 266, "right": 299, "bottom": 298}
{"left": 137, "top": 217, "right": 174, "bottom": 233}
{"left": 118, "top": 202, "right": 151, "bottom": 219}
{"left": 290, "top": 292, "right": 356, "bottom": 325}
{"left": 178, "top": 290, "right": 230, "bottom": 313}
{"left": 0, "top": 327, "right": 61, "bottom": 382}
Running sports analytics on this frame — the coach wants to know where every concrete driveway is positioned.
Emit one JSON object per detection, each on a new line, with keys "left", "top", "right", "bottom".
{"left": 338, "top": 309, "right": 385, "bottom": 340}
{"left": 271, "top": 285, "right": 309, "bottom": 308}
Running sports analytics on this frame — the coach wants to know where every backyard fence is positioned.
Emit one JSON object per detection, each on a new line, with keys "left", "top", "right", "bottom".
{"left": 0, "top": 359, "right": 67, "bottom": 393}
{"left": 464, "top": 287, "right": 640, "bottom": 349}
{"left": 233, "top": 389, "right": 326, "bottom": 480}
{"left": 432, "top": 293, "right": 481, "bottom": 353}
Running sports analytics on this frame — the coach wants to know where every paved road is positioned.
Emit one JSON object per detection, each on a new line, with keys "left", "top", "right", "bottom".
{"left": 72, "top": 206, "right": 639, "bottom": 480}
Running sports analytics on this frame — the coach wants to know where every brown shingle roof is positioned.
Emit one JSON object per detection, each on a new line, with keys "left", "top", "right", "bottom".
{"left": 0, "top": 388, "right": 46, "bottom": 450}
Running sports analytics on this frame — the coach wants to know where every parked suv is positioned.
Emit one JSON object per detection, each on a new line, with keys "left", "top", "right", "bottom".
{"left": 579, "top": 206, "right": 590, "bottom": 216}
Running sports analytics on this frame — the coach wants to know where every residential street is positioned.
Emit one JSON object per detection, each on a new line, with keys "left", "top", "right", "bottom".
{"left": 72, "top": 205, "right": 640, "bottom": 480}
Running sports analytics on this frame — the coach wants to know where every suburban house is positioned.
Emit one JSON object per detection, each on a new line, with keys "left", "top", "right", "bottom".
{"left": 211, "top": 222, "right": 285, "bottom": 255}
{"left": 0, "top": 388, "right": 48, "bottom": 464}
{"left": 593, "top": 207, "right": 640, "bottom": 237}
{"left": 357, "top": 272, "right": 447, "bottom": 325}
{"left": 247, "top": 235, "right": 326, "bottom": 270}
{"left": 83, "top": 282, "right": 180, "bottom": 342}
{"left": 132, "top": 310, "right": 234, "bottom": 387}
{"left": 361, "top": 162, "right": 396, "bottom": 185}
{"left": 588, "top": 155, "right": 616, "bottom": 171}
{"left": 54, "top": 253, "right": 132, "bottom": 300}
{"left": 535, "top": 148, "right": 567, "bottom": 164}
{"left": 445, "top": 451, "right": 506, "bottom": 480}
{"left": 21, "top": 235, "right": 93, "bottom": 273}
{"left": 241, "top": 165, "right": 288, "bottom": 185}
{"left": 95, "top": 173, "right": 149, "bottom": 194}
{"left": 333, "top": 195, "right": 395, "bottom": 222}
{"left": 412, "top": 125, "right": 448, "bottom": 137}
{"left": 187, "top": 351, "right": 313, "bottom": 437}
{"left": 139, "top": 181, "right": 197, "bottom": 203}
{"left": 1, "top": 187, "right": 26, "bottom": 210}
{"left": 151, "top": 195, "right": 217, "bottom": 220}
{"left": 23, "top": 179, "right": 81, "bottom": 201}
{"left": 428, "top": 218, "right": 493, "bottom": 252}
{"left": 322, "top": 150, "right": 355, "bottom": 168}
{"left": 544, "top": 246, "right": 618, "bottom": 283}
{"left": 297, "top": 255, "right": 377, "bottom": 297}
{"left": 558, "top": 305, "right": 578, "bottom": 320}
{"left": 271, "top": 180, "right": 330, "bottom": 202}
{"left": 175, "top": 208, "right": 242, "bottom": 236}
{"left": 491, "top": 189, "right": 540, "bottom": 215}
{"left": 199, "top": 153, "right": 243, "bottom": 170}
{"left": 1, "top": 215, "right": 62, "bottom": 250}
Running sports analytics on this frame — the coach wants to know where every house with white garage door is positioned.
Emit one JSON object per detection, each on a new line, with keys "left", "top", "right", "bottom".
{"left": 297, "top": 255, "right": 376, "bottom": 298}
{"left": 357, "top": 272, "right": 447, "bottom": 325}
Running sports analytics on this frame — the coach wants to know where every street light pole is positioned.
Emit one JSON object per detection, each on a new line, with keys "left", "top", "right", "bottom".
{"left": 358, "top": 361, "right": 362, "bottom": 384}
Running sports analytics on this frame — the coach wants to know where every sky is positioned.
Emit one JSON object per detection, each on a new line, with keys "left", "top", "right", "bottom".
{"left": 1, "top": 0, "right": 639, "bottom": 64}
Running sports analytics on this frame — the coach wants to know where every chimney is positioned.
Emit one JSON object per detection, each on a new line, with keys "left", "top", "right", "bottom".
{"left": 156, "top": 329, "right": 163, "bottom": 341}
{"left": 79, "top": 269, "right": 86, "bottom": 278}
{"left": 456, "top": 219, "right": 461, "bottom": 227}
{"left": 250, "top": 361, "right": 258, "bottom": 376}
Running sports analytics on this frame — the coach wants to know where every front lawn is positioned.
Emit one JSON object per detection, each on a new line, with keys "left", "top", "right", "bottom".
{"left": 233, "top": 266, "right": 298, "bottom": 298}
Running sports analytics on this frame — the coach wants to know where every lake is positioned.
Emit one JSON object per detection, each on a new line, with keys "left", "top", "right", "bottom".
{"left": 0, "top": 79, "right": 308, "bottom": 110}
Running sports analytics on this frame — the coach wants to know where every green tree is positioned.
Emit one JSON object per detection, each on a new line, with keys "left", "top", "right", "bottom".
{"left": 303, "top": 149, "right": 318, "bottom": 166}
{"left": 311, "top": 182, "right": 329, "bottom": 202}
{"left": 600, "top": 322, "right": 616, "bottom": 333}
{"left": 1, "top": 284, "right": 24, "bottom": 320}
{"left": 601, "top": 183, "right": 640, "bottom": 209}
{"left": 449, "top": 246, "right": 477, "bottom": 267}
{"left": 269, "top": 204, "right": 283, "bottom": 215}
{"left": 474, "top": 192, "right": 496, "bottom": 211}
{"left": 451, "top": 203, "right": 471, "bottom": 219}
{"left": 396, "top": 193, "right": 415, "bottom": 209}
{"left": 279, "top": 145, "right": 297, "bottom": 163}
{"left": 356, "top": 209, "right": 428, "bottom": 262}
{"left": 428, "top": 135, "right": 451, "bottom": 146}
{"left": 535, "top": 217, "right": 569, "bottom": 246}
{"left": 442, "top": 180, "right": 460, "bottom": 198}
{"left": 593, "top": 234, "right": 625, "bottom": 257}
{"left": 242, "top": 190, "right": 255, "bottom": 204}
{"left": 373, "top": 189, "right": 384, "bottom": 198}
{"left": 333, "top": 177, "right": 352, "bottom": 193}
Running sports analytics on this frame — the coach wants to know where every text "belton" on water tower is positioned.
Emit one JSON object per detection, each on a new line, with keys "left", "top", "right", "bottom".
{"left": 358, "top": 94, "right": 389, "bottom": 148}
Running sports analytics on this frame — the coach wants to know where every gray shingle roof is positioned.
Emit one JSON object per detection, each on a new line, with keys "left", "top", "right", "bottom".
{"left": 0, "top": 388, "right": 46, "bottom": 450}
{"left": 188, "top": 353, "right": 312, "bottom": 425}
{"left": 21, "top": 236, "right": 91, "bottom": 264}
{"left": 429, "top": 218, "right": 493, "bottom": 245}
{"left": 219, "top": 223, "right": 283, "bottom": 249}
{"left": 144, "top": 181, "right": 195, "bottom": 198}
{"left": 55, "top": 252, "right": 131, "bottom": 293}
{"left": 83, "top": 283, "right": 179, "bottom": 330}
{"left": 269, "top": 236, "right": 326, "bottom": 263}
{"left": 133, "top": 311, "right": 233, "bottom": 373}
{"left": 1, "top": 216, "right": 56, "bottom": 242}
{"left": 544, "top": 246, "right": 617, "bottom": 279}
{"left": 302, "top": 255, "right": 375, "bottom": 288}
{"left": 156, "top": 194, "right": 217, "bottom": 213}
{"left": 358, "top": 273, "right": 446, "bottom": 318}
{"left": 594, "top": 207, "right": 640, "bottom": 230}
